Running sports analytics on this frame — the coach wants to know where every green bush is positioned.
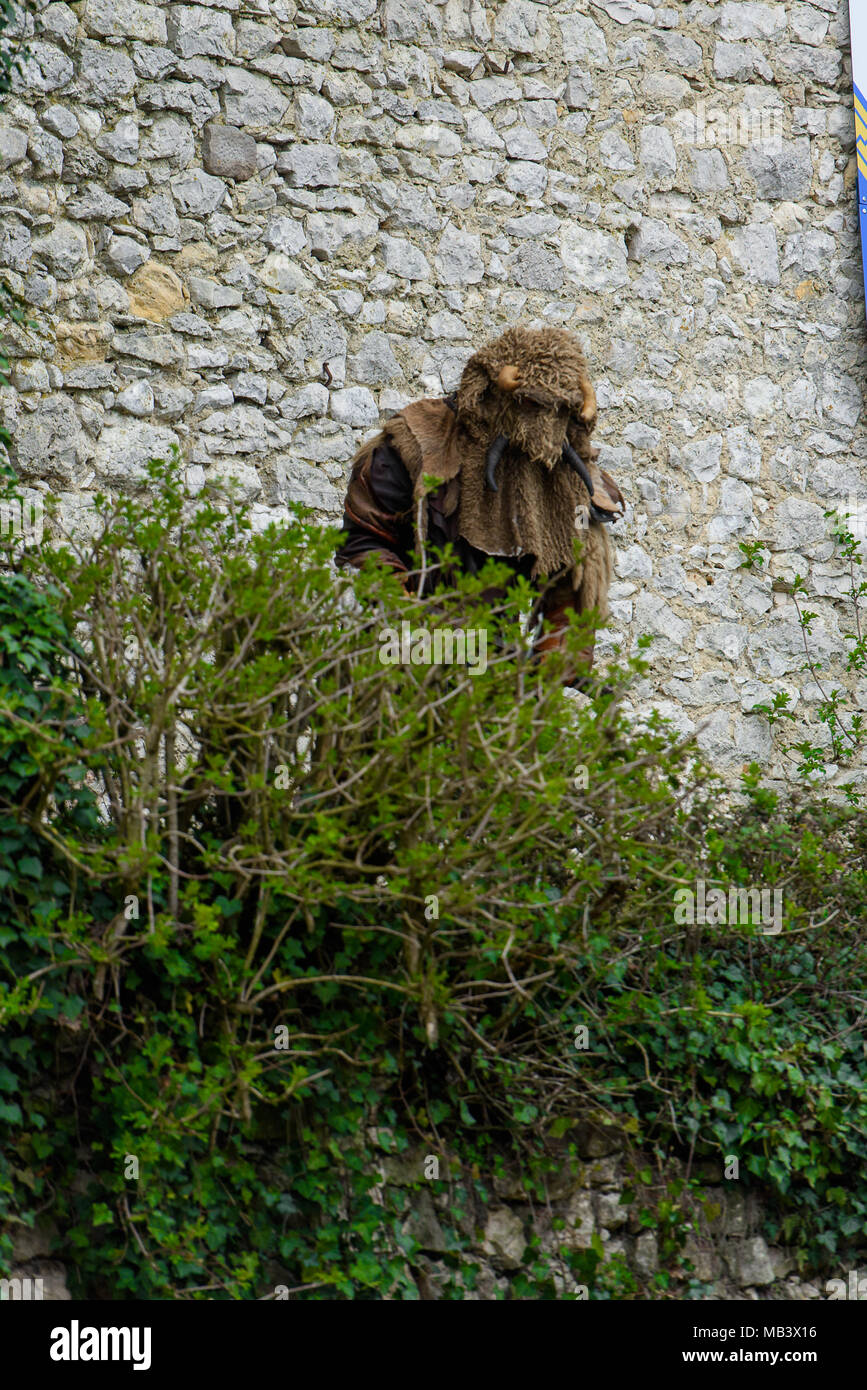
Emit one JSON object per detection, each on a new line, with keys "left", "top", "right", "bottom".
{"left": 0, "top": 456, "right": 865, "bottom": 1298}
{"left": 583, "top": 783, "right": 867, "bottom": 1268}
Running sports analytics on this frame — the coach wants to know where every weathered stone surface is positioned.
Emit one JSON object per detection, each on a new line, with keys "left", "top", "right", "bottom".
{"left": 727, "top": 1236, "right": 776, "bottom": 1288}
{"left": 561, "top": 1192, "right": 595, "bottom": 1248}
{"left": 402, "top": 1189, "right": 447, "bottom": 1253}
{"left": 199, "top": 405, "right": 290, "bottom": 455}
{"left": 55, "top": 323, "right": 110, "bottom": 366}
{"left": 396, "top": 123, "right": 461, "bottom": 159}
{"left": 729, "top": 223, "right": 780, "bottom": 286}
{"left": 482, "top": 1207, "right": 525, "bottom": 1271}
{"left": 714, "top": 39, "right": 773, "bottom": 80}
{"left": 599, "top": 130, "right": 634, "bottom": 172}
{"left": 205, "top": 459, "right": 263, "bottom": 500}
{"left": 78, "top": 41, "right": 137, "bottom": 101}
{"left": 509, "top": 243, "right": 564, "bottom": 292}
{"left": 503, "top": 125, "right": 547, "bottom": 162}
{"left": 347, "top": 332, "right": 403, "bottom": 385}
{"left": 132, "top": 191, "right": 181, "bottom": 238}
{"left": 154, "top": 383, "right": 194, "bottom": 420}
{"left": 561, "top": 226, "right": 629, "bottom": 291}
{"left": 767, "top": 497, "right": 826, "bottom": 552}
{"left": 93, "top": 422, "right": 180, "bottom": 481}
{"left": 171, "top": 169, "right": 227, "bottom": 216}
{"left": 112, "top": 329, "right": 184, "bottom": 367}
{"left": 83, "top": 0, "right": 166, "bottom": 43}
{"left": 12, "top": 394, "right": 89, "bottom": 478}
{"left": 31, "top": 221, "right": 88, "bottom": 280}
{"left": 95, "top": 115, "right": 140, "bottom": 165}
{"left": 307, "top": 212, "right": 378, "bottom": 261}
{"left": 223, "top": 68, "right": 290, "bottom": 129}
{"left": 0, "top": 223, "right": 31, "bottom": 271}
{"left": 820, "top": 371, "right": 861, "bottom": 430}
{"left": 11, "top": 1225, "right": 58, "bottom": 1264}
{"left": 748, "top": 616, "right": 836, "bottom": 679}
{"left": 279, "top": 383, "right": 329, "bottom": 420}
{"left": 382, "top": 0, "right": 442, "bottom": 42}
{"left": 37, "top": 5, "right": 78, "bottom": 50}
{"left": 640, "top": 124, "right": 677, "bottom": 178}
{"left": 264, "top": 217, "right": 307, "bottom": 257}
{"left": 687, "top": 148, "right": 729, "bottom": 193}
{"left": 677, "top": 435, "right": 722, "bottom": 484}
{"left": 126, "top": 262, "right": 188, "bottom": 322}
{"left": 276, "top": 145, "right": 340, "bottom": 189}
{"left": 777, "top": 41, "right": 841, "bottom": 85}
{"left": 0, "top": 122, "right": 28, "bottom": 170}
{"left": 28, "top": 126, "right": 63, "bottom": 177}
{"left": 596, "top": 1191, "right": 629, "bottom": 1231}
{"left": 634, "top": 1232, "right": 659, "bottom": 1276}
{"left": 494, "top": 0, "right": 549, "bottom": 55}
{"left": 166, "top": 5, "right": 235, "bottom": 60}
{"left": 434, "top": 224, "right": 484, "bottom": 285}
{"left": 66, "top": 185, "right": 129, "bottom": 221}
{"left": 11, "top": 360, "right": 51, "bottom": 393}
{"left": 139, "top": 116, "right": 194, "bottom": 167}
{"left": 629, "top": 217, "right": 689, "bottom": 266}
{"left": 559, "top": 13, "right": 608, "bottom": 65}
{"left": 138, "top": 78, "right": 219, "bottom": 129}
{"left": 202, "top": 123, "right": 258, "bottom": 181}
{"left": 188, "top": 276, "right": 243, "bottom": 310}
{"left": 115, "top": 379, "right": 154, "bottom": 416}
{"left": 330, "top": 386, "right": 378, "bottom": 427}
{"left": 14, "top": 41, "right": 74, "bottom": 93}
{"left": 743, "top": 138, "right": 812, "bottom": 201}
{"left": 380, "top": 234, "right": 431, "bottom": 282}
{"left": 718, "top": 3, "right": 786, "bottom": 42}
{"left": 294, "top": 92, "right": 336, "bottom": 142}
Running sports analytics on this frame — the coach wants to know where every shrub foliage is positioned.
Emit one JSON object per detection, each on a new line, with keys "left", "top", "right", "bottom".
{"left": 0, "top": 457, "right": 866, "bottom": 1298}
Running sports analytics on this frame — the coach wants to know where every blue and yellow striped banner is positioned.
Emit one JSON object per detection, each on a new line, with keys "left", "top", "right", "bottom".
{"left": 851, "top": 8, "right": 867, "bottom": 318}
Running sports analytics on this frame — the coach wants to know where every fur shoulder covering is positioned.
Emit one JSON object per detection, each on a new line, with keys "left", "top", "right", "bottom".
{"left": 382, "top": 399, "right": 462, "bottom": 501}
{"left": 576, "top": 521, "right": 613, "bottom": 620}
{"left": 343, "top": 406, "right": 433, "bottom": 502}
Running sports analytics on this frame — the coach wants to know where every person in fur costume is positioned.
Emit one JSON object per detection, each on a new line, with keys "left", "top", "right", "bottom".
{"left": 335, "top": 325, "right": 624, "bottom": 685}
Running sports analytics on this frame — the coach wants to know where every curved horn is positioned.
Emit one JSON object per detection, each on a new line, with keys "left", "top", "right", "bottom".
{"left": 562, "top": 441, "right": 620, "bottom": 524}
{"left": 562, "top": 439, "right": 594, "bottom": 494}
{"left": 497, "top": 364, "right": 520, "bottom": 392}
{"left": 485, "top": 434, "right": 509, "bottom": 492}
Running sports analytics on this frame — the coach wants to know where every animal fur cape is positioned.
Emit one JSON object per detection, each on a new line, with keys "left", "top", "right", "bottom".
{"left": 349, "top": 326, "right": 622, "bottom": 618}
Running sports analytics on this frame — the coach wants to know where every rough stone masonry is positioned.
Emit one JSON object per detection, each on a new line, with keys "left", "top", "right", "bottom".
{"left": 1, "top": 0, "right": 865, "bottom": 784}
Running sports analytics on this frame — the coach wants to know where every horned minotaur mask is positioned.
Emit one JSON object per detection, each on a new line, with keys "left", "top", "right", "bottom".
{"left": 453, "top": 325, "right": 620, "bottom": 525}
{"left": 346, "top": 325, "right": 624, "bottom": 591}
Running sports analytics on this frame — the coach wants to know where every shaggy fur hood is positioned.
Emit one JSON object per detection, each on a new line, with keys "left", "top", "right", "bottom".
{"left": 455, "top": 324, "right": 598, "bottom": 472}
{"left": 348, "top": 324, "right": 623, "bottom": 591}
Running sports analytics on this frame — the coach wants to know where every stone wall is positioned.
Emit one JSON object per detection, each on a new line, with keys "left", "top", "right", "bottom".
{"left": 1, "top": 0, "right": 865, "bottom": 782}
{"left": 384, "top": 1122, "right": 849, "bottom": 1300}
{"left": 10, "top": 1122, "right": 859, "bottom": 1299}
